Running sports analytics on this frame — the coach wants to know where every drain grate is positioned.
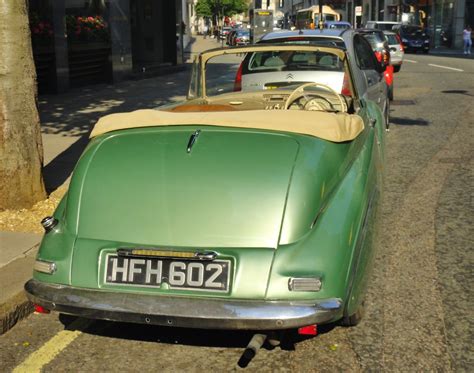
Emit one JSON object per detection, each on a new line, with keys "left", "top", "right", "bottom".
{"left": 391, "top": 99, "right": 416, "bottom": 105}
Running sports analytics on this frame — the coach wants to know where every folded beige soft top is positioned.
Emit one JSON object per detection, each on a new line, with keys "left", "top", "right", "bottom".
{"left": 90, "top": 109, "right": 364, "bottom": 142}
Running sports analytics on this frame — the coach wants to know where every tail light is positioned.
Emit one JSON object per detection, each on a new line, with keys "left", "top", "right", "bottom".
{"left": 298, "top": 325, "right": 318, "bottom": 336}
{"left": 234, "top": 62, "right": 243, "bottom": 92}
{"left": 395, "top": 34, "right": 404, "bottom": 52}
{"left": 34, "top": 304, "right": 50, "bottom": 314}
{"left": 374, "top": 51, "right": 382, "bottom": 63}
{"left": 383, "top": 50, "right": 390, "bottom": 65}
{"left": 341, "top": 72, "right": 352, "bottom": 96}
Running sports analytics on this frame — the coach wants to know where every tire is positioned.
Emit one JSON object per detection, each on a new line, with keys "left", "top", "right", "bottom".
{"left": 388, "top": 84, "right": 394, "bottom": 101}
{"left": 393, "top": 65, "right": 401, "bottom": 73}
{"left": 385, "top": 100, "right": 390, "bottom": 131}
{"left": 341, "top": 302, "right": 365, "bottom": 327}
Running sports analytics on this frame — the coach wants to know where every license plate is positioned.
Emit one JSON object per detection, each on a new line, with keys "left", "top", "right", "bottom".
{"left": 104, "top": 254, "right": 230, "bottom": 292}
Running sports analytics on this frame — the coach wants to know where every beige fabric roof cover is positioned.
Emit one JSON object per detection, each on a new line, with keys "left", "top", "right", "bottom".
{"left": 90, "top": 109, "right": 364, "bottom": 142}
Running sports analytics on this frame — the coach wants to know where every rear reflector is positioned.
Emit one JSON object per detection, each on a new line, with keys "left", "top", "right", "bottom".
{"left": 34, "top": 304, "right": 50, "bottom": 314}
{"left": 298, "top": 325, "right": 318, "bottom": 336}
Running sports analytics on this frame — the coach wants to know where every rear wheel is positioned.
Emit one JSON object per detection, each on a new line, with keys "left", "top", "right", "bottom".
{"left": 341, "top": 302, "right": 365, "bottom": 327}
{"left": 385, "top": 100, "right": 390, "bottom": 131}
{"left": 393, "top": 65, "right": 401, "bottom": 73}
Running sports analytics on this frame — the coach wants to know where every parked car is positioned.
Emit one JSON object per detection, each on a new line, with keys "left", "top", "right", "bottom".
{"left": 398, "top": 25, "right": 430, "bottom": 53}
{"left": 384, "top": 31, "right": 404, "bottom": 73}
{"left": 365, "top": 21, "right": 401, "bottom": 32}
{"left": 25, "top": 44, "right": 386, "bottom": 346}
{"left": 324, "top": 21, "right": 352, "bottom": 30}
{"left": 259, "top": 29, "right": 390, "bottom": 128}
{"left": 220, "top": 26, "right": 232, "bottom": 40}
{"left": 233, "top": 29, "right": 250, "bottom": 45}
{"left": 357, "top": 29, "right": 394, "bottom": 101}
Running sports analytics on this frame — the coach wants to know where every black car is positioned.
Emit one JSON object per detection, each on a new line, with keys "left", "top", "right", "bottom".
{"left": 398, "top": 25, "right": 430, "bottom": 53}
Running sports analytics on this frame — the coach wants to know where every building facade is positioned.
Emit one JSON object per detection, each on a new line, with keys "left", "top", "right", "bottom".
{"left": 29, "top": 0, "right": 185, "bottom": 94}
{"left": 248, "top": 0, "right": 472, "bottom": 49}
{"left": 346, "top": 0, "right": 473, "bottom": 48}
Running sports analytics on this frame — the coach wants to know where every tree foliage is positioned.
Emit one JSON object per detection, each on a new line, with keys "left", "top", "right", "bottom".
{"left": 195, "top": 0, "right": 248, "bottom": 19}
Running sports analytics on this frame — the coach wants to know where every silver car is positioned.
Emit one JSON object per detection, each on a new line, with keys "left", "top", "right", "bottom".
{"left": 258, "top": 29, "right": 390, "bottom": 129}
{"left": 384, "top": 31, "right": 404, "bottom": 73}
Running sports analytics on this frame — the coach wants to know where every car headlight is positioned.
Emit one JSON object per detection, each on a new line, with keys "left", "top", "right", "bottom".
{"left": 402, "top": 38, "right": 408, "bottom": 43}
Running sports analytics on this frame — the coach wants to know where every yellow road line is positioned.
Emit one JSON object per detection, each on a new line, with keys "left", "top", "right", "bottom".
{"left": 13, "top": 318, "right": 92, "bottom": 373}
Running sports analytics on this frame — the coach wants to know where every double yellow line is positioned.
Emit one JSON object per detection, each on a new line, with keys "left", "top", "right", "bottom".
{"left": 13, "top": 318, "right": 92, "bottom": 373}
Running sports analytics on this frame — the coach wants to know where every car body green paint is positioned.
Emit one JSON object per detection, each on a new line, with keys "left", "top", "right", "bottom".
{"left": 29, "top": 45, "right": 385, "bottom": 329}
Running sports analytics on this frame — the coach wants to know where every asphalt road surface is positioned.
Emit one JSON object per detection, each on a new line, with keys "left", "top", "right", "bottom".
{"left": 1, "top": 53, "right": 473, "bottom": 372}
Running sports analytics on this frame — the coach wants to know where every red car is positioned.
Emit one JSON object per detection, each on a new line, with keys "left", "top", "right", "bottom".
{"left": 358, "top": 29, "right": 394, "bottom": 101}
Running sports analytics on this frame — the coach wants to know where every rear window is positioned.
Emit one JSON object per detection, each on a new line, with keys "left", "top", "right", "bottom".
{"left": 361, "top": 33, "right": 384, "bottom": 48}
{"left": 244, "top": 50, "right": 343, "bottom": 74}
{"left": 400, "top": 26, "right": 425, "bottom": 36}
{"left": 260, "top": 37, "right": 345, "bottom": 48}
{"left": 385, "top": 34, "right": 399, "bottom": 45}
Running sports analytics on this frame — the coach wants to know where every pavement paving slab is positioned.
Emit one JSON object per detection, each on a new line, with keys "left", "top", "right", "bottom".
{"left": 0, "top": 232, "right": 41, "bottom": 269}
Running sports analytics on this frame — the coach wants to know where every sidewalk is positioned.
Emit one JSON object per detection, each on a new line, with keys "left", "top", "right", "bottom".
{"left": 0, "top": 35, "right": 222, "bottom": 335}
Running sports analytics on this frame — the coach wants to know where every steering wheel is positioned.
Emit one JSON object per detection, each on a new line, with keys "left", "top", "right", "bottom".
{"left": 283, "top": 82, "right": 346, "bottom": 111}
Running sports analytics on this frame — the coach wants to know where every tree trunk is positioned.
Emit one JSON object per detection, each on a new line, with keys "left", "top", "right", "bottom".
{"left": 0, "top": 0, "right": 46, "bottom": 209}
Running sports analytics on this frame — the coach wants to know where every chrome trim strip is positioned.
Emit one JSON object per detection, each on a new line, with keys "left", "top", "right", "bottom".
{"left": 186, "top": 129, "right": 201, "bottom": 153}
{"left": 25, "top": 279, "right": 342, "bottom": 330}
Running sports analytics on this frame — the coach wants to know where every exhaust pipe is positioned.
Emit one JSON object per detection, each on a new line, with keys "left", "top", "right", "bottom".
{"left": 238, "top": 334, "right": 267, "bottom": 367}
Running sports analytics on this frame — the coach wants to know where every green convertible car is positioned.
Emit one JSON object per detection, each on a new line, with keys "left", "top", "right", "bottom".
{"left": 26, "top": 45, "right": 385, "bottom": 343}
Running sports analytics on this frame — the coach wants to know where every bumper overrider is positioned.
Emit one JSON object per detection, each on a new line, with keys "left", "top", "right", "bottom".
{"left": 25, "top": 279, "right": 342, "bottom": 330}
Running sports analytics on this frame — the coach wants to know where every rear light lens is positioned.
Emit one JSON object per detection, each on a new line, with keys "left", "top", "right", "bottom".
{"left": 298, "top": 325, "right": 318, "bottom": 335}
{"left": 34, "top": 304, "right": 50, "bottom": 314}
{"left": 34, "top": 259, "right": 57, "bottom": 274}
{"left": 395, "top": 34, "right": 404, "bottom": 52}
{"left": 233, "top": 62, "right": 243, "bottom": 92}
{"left": 383, "top": 50, "right": 390, "bottom": 65}
{"left": 288, "top": 277, "right": 322, "bottom": 291}
{"left": 374, "top": 51, "right": 382, "bottom": 63}
{"left": 341, "top": 72, "right": 352, "bottom": 96}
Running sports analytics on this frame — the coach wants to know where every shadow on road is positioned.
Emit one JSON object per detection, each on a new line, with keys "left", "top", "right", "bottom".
{"left": 42, "top": 135, "right": 89, "bottom": 193}
{"left": 441, "top": 89, "right": 474, "bottom": 97}
{"left": 390, "top": 116, "right": 430, "bottom": 126}
{"left": 59, "top": 315, "right": 338, "bottom": 352}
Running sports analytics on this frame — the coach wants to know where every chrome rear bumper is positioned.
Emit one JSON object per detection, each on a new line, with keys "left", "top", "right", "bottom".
{"left": 25, "top": 279, "right": 342, "bottom": 330}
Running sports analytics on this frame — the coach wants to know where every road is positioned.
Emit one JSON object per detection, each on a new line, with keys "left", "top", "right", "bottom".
{"left": 1, "top": 53, "right": 473, "bottom": 372}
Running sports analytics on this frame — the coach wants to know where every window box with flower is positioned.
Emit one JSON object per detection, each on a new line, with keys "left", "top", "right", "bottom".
{"left": 66, "top": 15, "right": 110, "bottom": 45}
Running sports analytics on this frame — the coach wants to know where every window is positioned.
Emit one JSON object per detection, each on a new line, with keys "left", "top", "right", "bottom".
{"left": 354, "top": 36, "right": 377, "bottom": 70}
